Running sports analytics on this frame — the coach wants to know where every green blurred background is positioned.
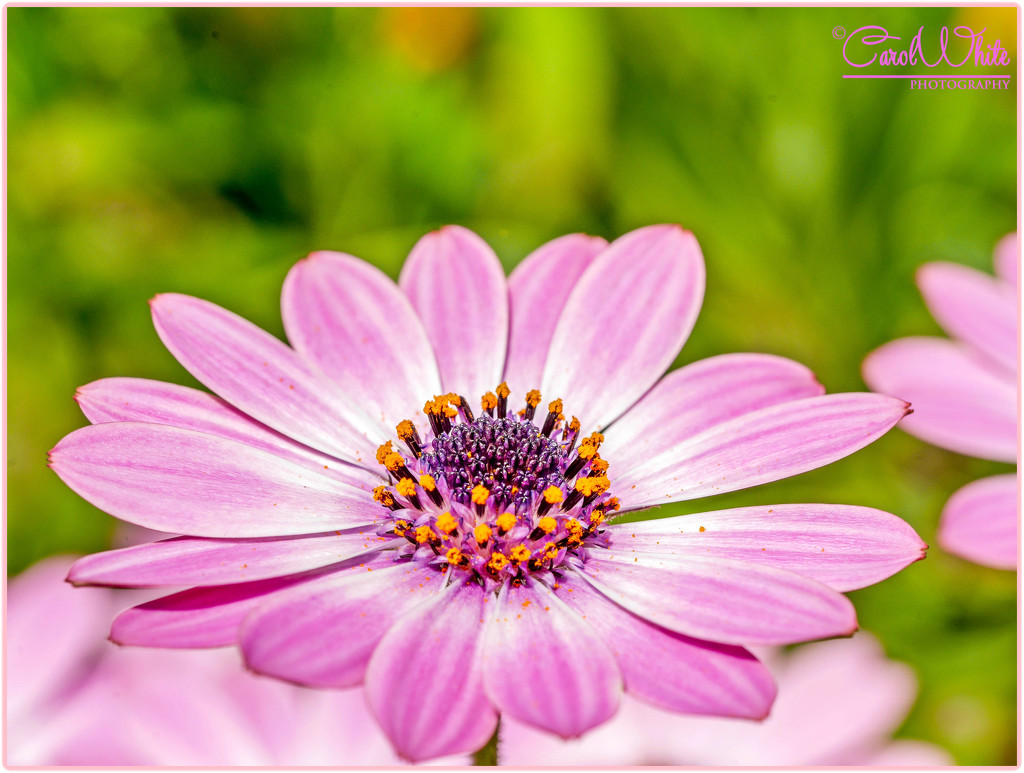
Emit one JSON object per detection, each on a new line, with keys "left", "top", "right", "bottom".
{"left": 7, "top": 6, "right": 1017, "bottom": 765}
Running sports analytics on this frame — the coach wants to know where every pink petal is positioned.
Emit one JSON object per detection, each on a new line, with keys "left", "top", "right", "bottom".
{"left": 858, "top": 740, "right": 956, "bottom": 766}
{"left": 605, "top": 504, "right": 926, "bottom": 592}
{"left": 938, "top": 474, "right": 1018, "bottom": 570}
{"left": 8, "top": 557, "right": 112, "bottom": 716}
{"left": 604, "top": 353, "right": 824, "bottom": 472}
{"left": 281, "top": 251, "right": 442, "bottom": 431}
{"left": 557, "top": 571, "right": 775, "bottom": 718}
{"left": 541, "top": 225, "right": 706, "bottom": 431}
{"left": 615, "top": 393, "right": 909, "bottom": 510}
{"left": 151, "top": 293, "right": 386, "bottom": 465}
{"left": 241, "top": 558, "right": 445, "bottom": 689}
{"left": 399, "top": 226, "right": 509, "bottom": 400}
{"left": 49, "top": 423, "right": 380, "bottom": 538}
{"left": 365, "top": 579, "right": 497, "bottom": 762}
{"left": 481, "top": 580, "right": 622, "bottom": 737}
{"left": 76, "top": 377, "right": 382, "bottom": 492}
{"left": 863, "top": 337, "right": 1016, "bottom": 463}
{"left": 503, "top": 233, "right": 608, "bottom": 399}
{"left": 67, "top": 528, "right": 398, "bottom": 588}
{"left": 109, "top": 571, "right": 319, "bottom": 648}
{"left": 917, "top": 261, "right": 1017, "bottom": 373}
{"left": 994, "top": 232, "right": 1018, "bottom": 287}
{"left": 580, "top": 551, "right": 857, "bottom": 646}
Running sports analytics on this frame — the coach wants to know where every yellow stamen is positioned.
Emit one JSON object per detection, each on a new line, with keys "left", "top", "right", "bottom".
{"left": 496, "top": 382, "right": 511, "bottom": 399}
{"left": 525, "top": 389, "right": 542, "bottom": 407}
{"left": 605, "top": 496, "right": 621, "bottom": 512}
{"left": 393, "top": 519, "right": 410, "bottom": 536}
{"left": 471, "top": 484, "right": 490, "bottom": 505}
{"left": 510, "top": 545, "right": 532, "bottom": 563}
{"left": 435, "top": 512, "right": 458, "bottom": 534}
{"left": 488, "top": 552, "right": 509, "bottom": 571}
{"left": 383, "top": 452, "right": 405, "bottom": 472}
{"left": 542, "top": 485, "right": 564, "bottom": 504}
{"left": 481, "top": 391, "right": 498, "bottom": 411}
{"left": 496, "top": 512, "right": 517, "bottom": 532}
{"left": 395, "top": 478, "right": 417, "bottom": 497}
{"left": 543, "top": 542, "right": 559, "bottom": 560}
{"left": 575, "top": 476, "right": 610, "bottom": 497}
{"left": 372, "top": 485, "right": 395, "bottom": 508}
{"left": 537, "top": 516, "right": 557, "bottom": 534}
{"left": 445, "top": 546, "right": 464, "bottom": 565}
{"left": 419, "top": 473, "right": 437, "bottom": 491}
{"left": 474, "top": 523, "right": 493, "bottom": 544}
{"left": 548, "top": 398, "right": 563, "bottom": 415}
{"left": 568, "top": 417, "right": 580, "bottom": 433}
{"left": 589, "top": 456, "right": 610, "bottom": 475}
{"left": 396, "top": 420, "right": 416, "bottom": 441}
{"left": 577, "top": 443, "right": 598, "bottom": 460}
{"left": 590, "top": 511, "right": 606, "bottom": 526}
{"left": 375, "top": 441, "right": 395, "bottom": 466}
{"left": 415, "top": 525, "right": 437, "bottom": 544}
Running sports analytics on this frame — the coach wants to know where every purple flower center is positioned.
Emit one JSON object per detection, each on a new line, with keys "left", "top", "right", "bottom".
{"left": 372, "top": 384, "right": 619, "bottom": 588}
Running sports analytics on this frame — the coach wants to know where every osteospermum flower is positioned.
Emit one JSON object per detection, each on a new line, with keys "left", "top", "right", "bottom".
{"left": 51, "top": 225, "right": 926, "bottom": 761}
{"left": 8, "top": 556, "right": 456, "bottom": 766}
{"left": 864, "top": 234, "right": 1018, "bottom": 570}
{"left": 499, "top": 633, "right": 954, "bottom": 766}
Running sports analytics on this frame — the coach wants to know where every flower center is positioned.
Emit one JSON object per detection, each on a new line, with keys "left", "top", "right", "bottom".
{"left": 372, "top": 384, "right": 619, "bottom": 588}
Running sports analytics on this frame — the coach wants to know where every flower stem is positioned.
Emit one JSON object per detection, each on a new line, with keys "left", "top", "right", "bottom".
{"left": 472, "top": 722, "right": 500, "bottom": 766}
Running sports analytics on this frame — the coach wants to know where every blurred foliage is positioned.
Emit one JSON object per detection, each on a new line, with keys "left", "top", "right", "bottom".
{"left": 7, "top": 6, "right": 1017, "bottom": 765}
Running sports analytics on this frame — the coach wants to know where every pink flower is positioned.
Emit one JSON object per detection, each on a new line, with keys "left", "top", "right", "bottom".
{"left": 864, "top": 234, "right": 1018, "bottom": 570}
{"left": 499, "top": 633, "right": 954, "bottom": 766}
{"left": 50, "top": 225, "right": 926, "bottom": 761}
{"left": 8, "top": 557, "right": 459, "bottom": 765}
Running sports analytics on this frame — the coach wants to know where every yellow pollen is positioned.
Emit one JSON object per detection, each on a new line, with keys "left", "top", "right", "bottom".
{"left": 443, "top": 403, "right": 459, "bottom": 419}
{"left": 419, "top": 473, "right": 437, "bottom": 492}
{"left": 548, "top": 398, "right": 563, "bottom": 415}
{"left": 589, "top": 456, "right": 610, "bottom": 474}
{"left": 590, "top": 511, "right": 606, "bottom": 526}
{"left": 543, "top": 542, "right": 559, "bottom": 560}
{"left": 372, "top": 485, "right": 395, "bottom": 507}
{"left": 481, "top": 392, "right": 498, "bottom": 411}
{"left": 568, "top": 417, "right": 581, "bottom": 433}
{"left": 538, "top": 516, "right": 557, "bottom": 534}
{"left": 375, "top": 441, "right": 395, "bottom": 465}
{"left": 510, "top": 545, "right": 532, "bottom": 563}
{"left": 577, "top": 444, "right": 597, "bottom": 460}
{"left": 575, "top": 476, "right": 610, "bottom": 497}
{"left": 396, "top": 420, "right": 416, "bottom": 440}
{"left": 474, "top": 523, "right": 493, "bottom": 544}
{"left": 445, "top": 547, "right": 464, "bottom": 565}
{"left": 542, "top": 485, "right": 564, "bottom": 504}
{"left": 496, "top": 512, "right": 517, "bottom": 532}
{"left": 393, "top": 519, "right": 410, "bottom": 536}
{"left": 496, "top": 381, "right": 510, "bottom": 399}
{"left": 435, "top": 512, "right": 458, "bottom": 534}
{"left": 488, "top": 552, "right": 509, "bottom": 571}
{"left": 423, "top": 398, "right": 440, "bottom": 416}
{"left": 606, "top": 497, "right": 621, "bottom": 512}
{"left": 415, "top": 525, "right": 437, "bottom": 544}
{"left": 566, "top": 518, "right": 584, "bottom": 535}
{"left": 525, "top": 389, "right": 542, "bottom": 407}
{"left": 395, "top": 478, "right": 417, "bottom": 497}
{"left": 383, "top": 452, "right": 405, "bottom": 472}
{"left": 471, "top": 484, "right": 490, "bottom": 505}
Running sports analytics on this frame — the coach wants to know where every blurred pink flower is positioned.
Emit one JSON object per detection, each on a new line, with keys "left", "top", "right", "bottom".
{"left": 864, "top": 234, "right": 1018, "bottom": 570}
{"left": 51, "top": 225, "right": 925, "bottom": 760}
{"left": 500, "top": 633, "right": 954, "bottom": 766}
{"left": 7, "top": 556, "right": 462, "bottom": 765}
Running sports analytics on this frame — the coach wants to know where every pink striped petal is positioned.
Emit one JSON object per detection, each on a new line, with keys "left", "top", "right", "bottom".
{"left": 994, "top": 232, "right": 1018, "bottom": 287}
{"left": 604, "top": 353, "right": 824, "bottom": 471}
{"left": 67, "top": 528, "right": 398, "bottom": 588}
{"left": 399, "top": 226, "right": 508, "bottom": 400}
{"left": 49, "top": 423, "right": 380, "bottom": 537}
{"left": 76, "top": 378, "right": 382, "bottom": 492}
{"left": 917, "top": 261, "right": 1017, "bottom": 373}
{"left": 863, "top": 337, "right": 1016, "bottom": 463}
{"left": 281, "top": 251, "right": 442, "bottom": 430}
{"left": 109, "top": 572, "right": 319, "bottom": 648}
{"left": 557, "top": 571, "right": 775, "bottom": 718}
{"left": 241, "top": 558, "right": 445, "bottom": 689}
{"left": 365, "top": 579, "right": 497, "bottom": 762}
{"left": 504, "top": 234, "right": 608, "bottom": 399}
{"left": 615, "top": 393, "right": 909, "bottom": 510}
{"left": 482, "top": 580, "right": 622, "bottom": 737}
{"left": 151, "top": 293, "right": 386, "bottom": 464}
{"left": 541, "top": 225, "right": 706, "bottom": 431}
{"left": 605, "top": 504, "right": 926, "bottom": 592}
{"left": 580, "top": 551, "right": 857, "bottom": 646}
{"left": 938, "top": 474, "right": 1018, "bottom": 570}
